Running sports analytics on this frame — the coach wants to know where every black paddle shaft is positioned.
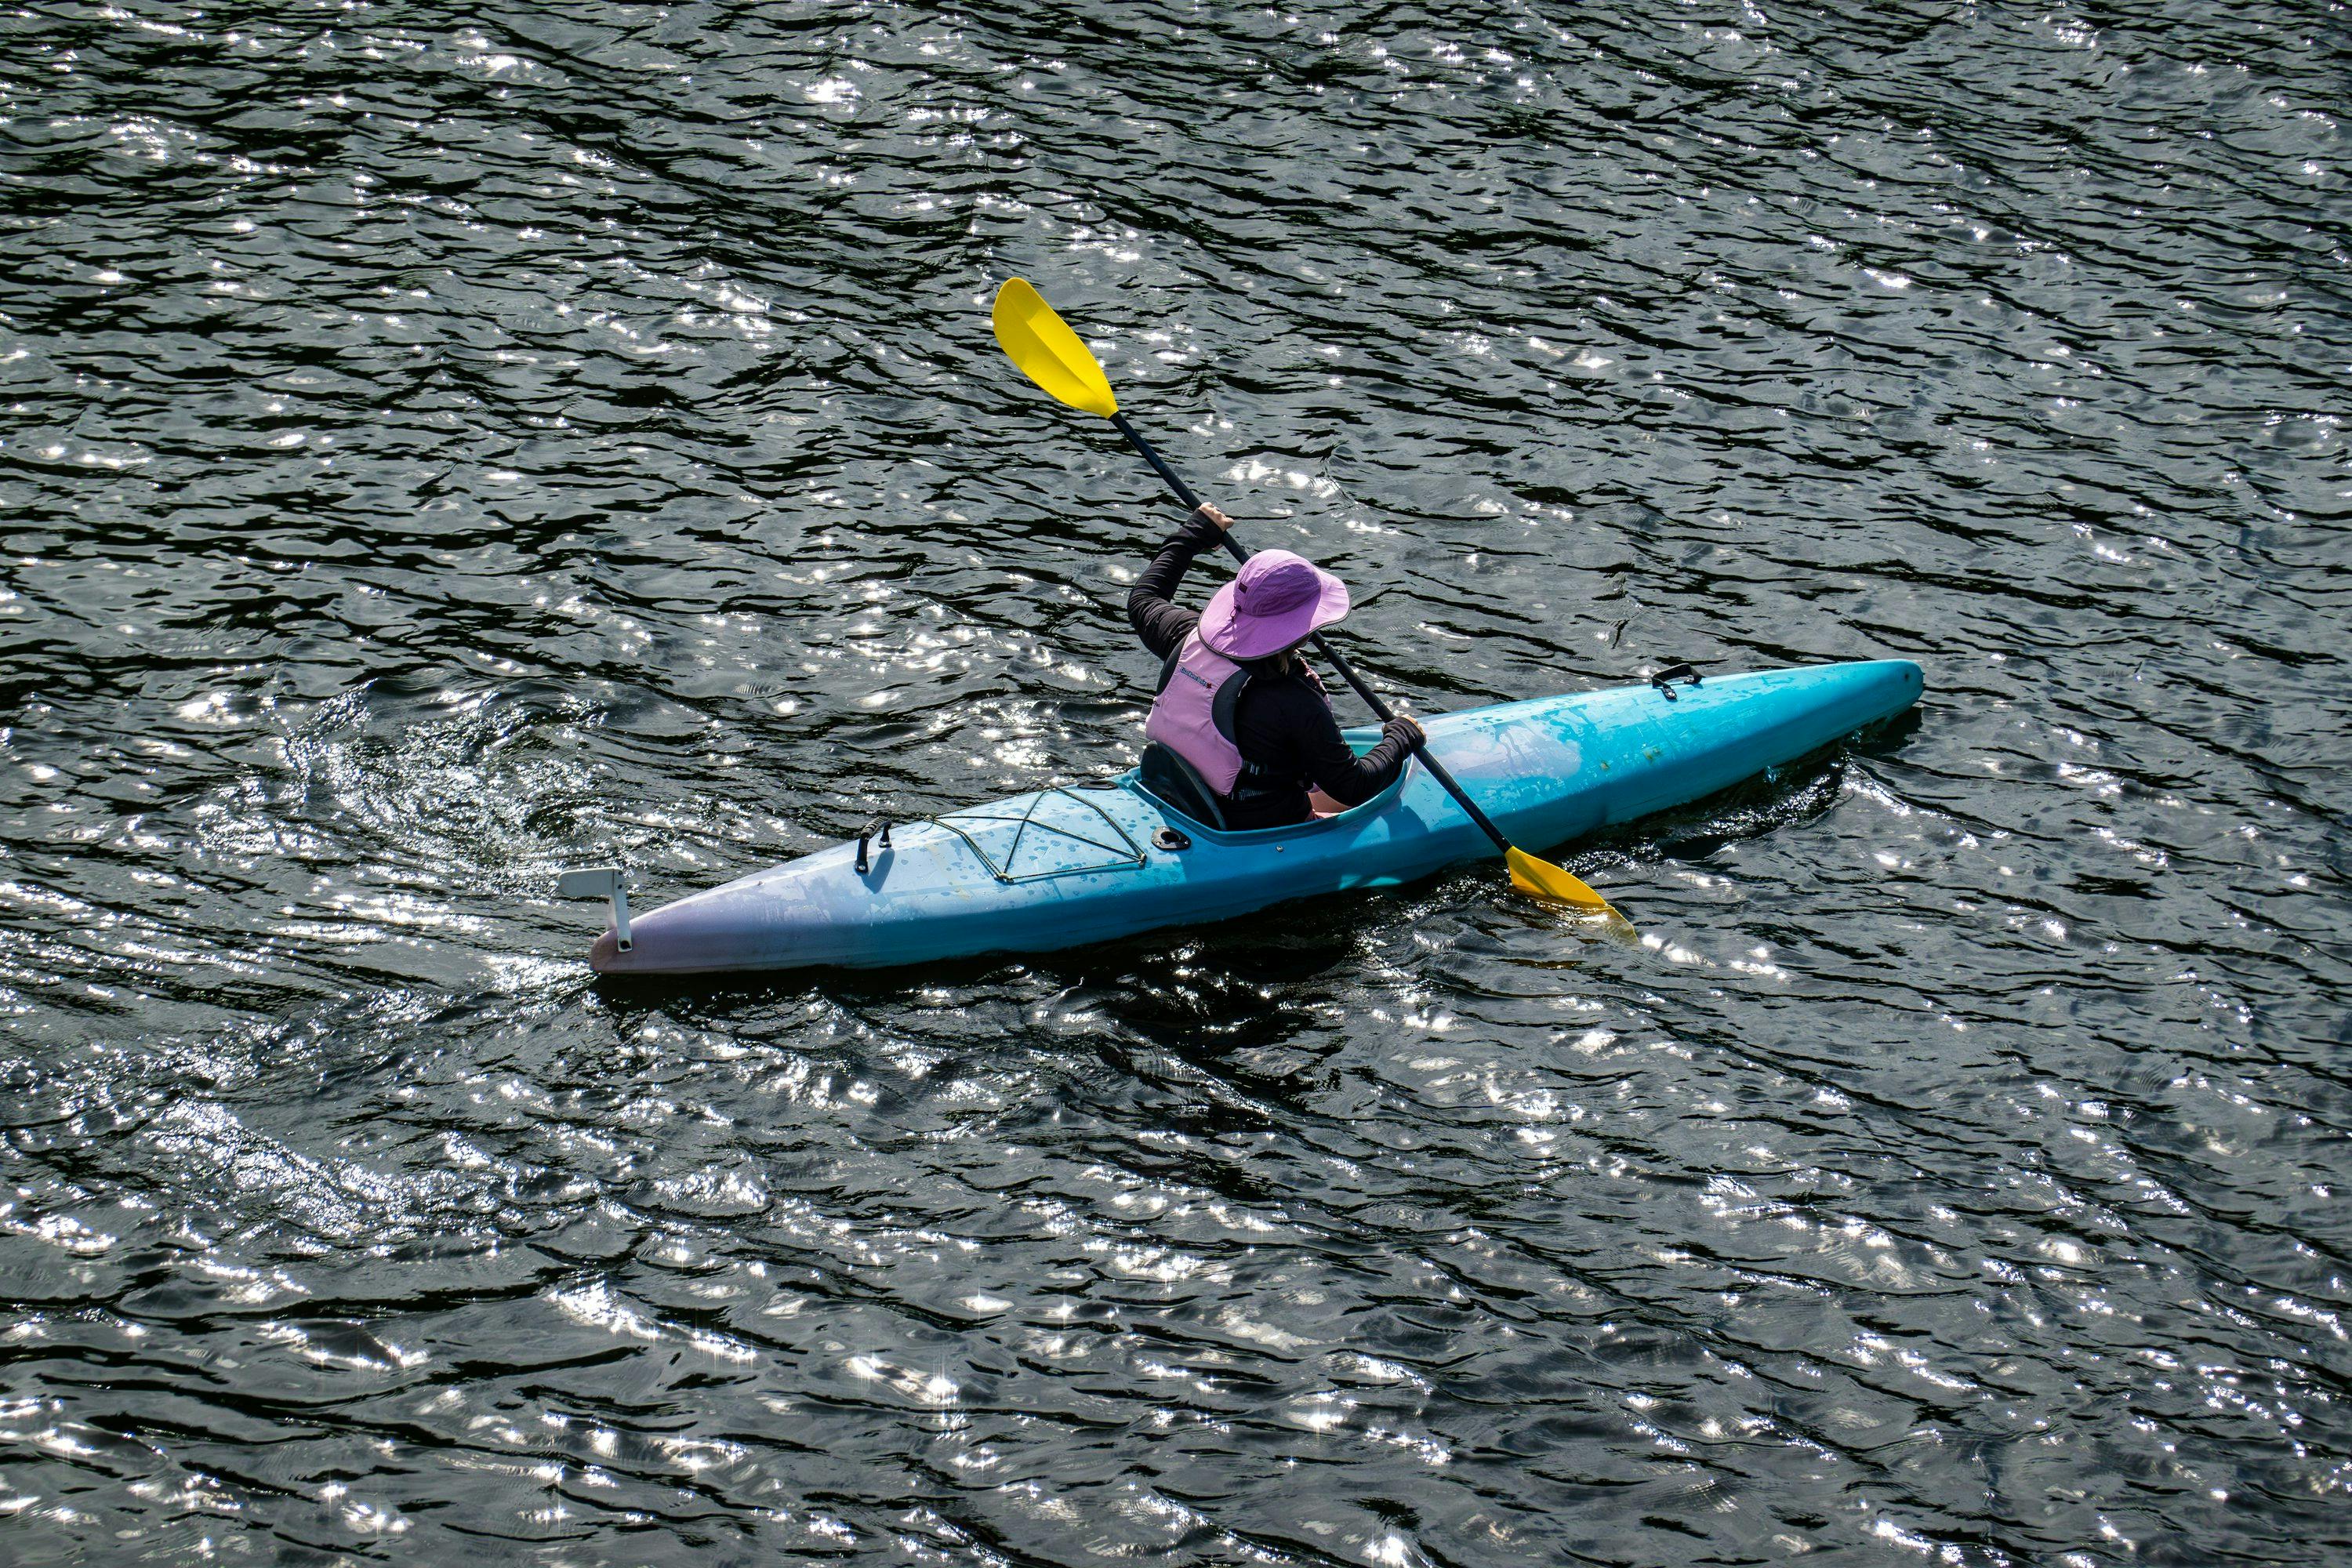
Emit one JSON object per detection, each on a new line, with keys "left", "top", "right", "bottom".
{"left": 1108, "top": 411, "right": 1516, "bottom": 857}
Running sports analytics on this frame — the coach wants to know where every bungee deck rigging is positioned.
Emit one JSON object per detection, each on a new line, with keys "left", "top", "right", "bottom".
{"left": 927, "top": 786, "right": 1150, "bottom": 884}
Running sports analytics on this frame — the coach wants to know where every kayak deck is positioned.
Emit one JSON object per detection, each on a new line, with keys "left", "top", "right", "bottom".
{"left": 586, "top": 659, "right": 1923, "bottom": 976}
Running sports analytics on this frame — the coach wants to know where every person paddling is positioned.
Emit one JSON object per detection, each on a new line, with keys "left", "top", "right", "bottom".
{"left": 1129, "top": 502, "right": 1422, "bottom": 829}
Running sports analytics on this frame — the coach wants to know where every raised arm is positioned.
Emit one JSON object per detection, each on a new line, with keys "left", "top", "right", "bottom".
{"left": 1125, "top": 503, "right": 1233, "bottom": 659}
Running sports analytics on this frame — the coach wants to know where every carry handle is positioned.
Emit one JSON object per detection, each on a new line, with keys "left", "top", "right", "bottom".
{"left": 855, "top": 818, "right": 891, "bottom": 876}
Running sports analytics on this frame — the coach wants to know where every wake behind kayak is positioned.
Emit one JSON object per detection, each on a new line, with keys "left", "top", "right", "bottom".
{"left": 572, "top": 659, "right": 1923, "bottom": 978}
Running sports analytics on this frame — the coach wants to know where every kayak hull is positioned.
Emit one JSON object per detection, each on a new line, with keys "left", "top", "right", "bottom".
{"left": 589, "top": 660, "right": 1922, "bottom": 976}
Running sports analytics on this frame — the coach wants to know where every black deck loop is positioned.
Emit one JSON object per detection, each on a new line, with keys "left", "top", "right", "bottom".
{"left": 1651, "top": 661, "right": 1703, "bottom": 700}
{"left": 855, "top": 817, "right": 891, "bottom": 875}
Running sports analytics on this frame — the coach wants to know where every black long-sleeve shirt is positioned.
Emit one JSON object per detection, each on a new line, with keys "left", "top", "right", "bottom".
{"left": 1127, "top": 511, "right": 1410, "bottom": 829}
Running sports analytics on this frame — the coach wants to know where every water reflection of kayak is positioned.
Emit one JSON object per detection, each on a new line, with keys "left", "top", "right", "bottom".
{"left": 580, "top": 659, "right": 1923, "bottom": 977}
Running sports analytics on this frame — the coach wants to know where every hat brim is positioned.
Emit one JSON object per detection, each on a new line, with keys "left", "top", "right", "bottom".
{"left": 1197, "top": 561, "right": 1350, "bottom": 659}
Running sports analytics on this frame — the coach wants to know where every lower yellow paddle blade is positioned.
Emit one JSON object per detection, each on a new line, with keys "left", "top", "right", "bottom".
{"left": 992, "top": 278, "right": 1119, "bottom": 419}
{"left": 1507, "top": 846, "right": 1626, "bottom": 920}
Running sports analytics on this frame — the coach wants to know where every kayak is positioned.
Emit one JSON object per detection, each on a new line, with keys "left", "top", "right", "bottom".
{"left": 584, "top": 659, "right": 1922, "bottom": 976}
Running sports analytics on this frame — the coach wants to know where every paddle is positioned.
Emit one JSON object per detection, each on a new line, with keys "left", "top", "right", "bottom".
{"left": 990, "top": 277, "right": 1626, "bottom": 920}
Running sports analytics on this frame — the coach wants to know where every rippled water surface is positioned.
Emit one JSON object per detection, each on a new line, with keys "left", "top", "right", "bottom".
{"left": 3, "top": 1, "right": 2347, "bottom": 1563}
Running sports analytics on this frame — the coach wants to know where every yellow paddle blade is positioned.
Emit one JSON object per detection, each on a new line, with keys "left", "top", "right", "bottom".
{"left": 1507, "top": 846, "right": 1626, "bottom": 920}
{"left": 992, "top": 278, "right": 1118, "bottom": 419}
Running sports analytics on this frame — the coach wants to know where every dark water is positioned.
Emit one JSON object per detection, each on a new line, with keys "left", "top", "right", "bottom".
{"left": 2, "top": 1, "right": 2347, "bottom": 1562}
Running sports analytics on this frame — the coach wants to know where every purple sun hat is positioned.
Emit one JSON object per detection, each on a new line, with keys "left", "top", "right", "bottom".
{"left": 1196, "top": 549, "right": 1350, "bottom": 659}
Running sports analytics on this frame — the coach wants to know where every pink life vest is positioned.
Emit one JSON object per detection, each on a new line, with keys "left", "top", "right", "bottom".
{"left": 1145, "top": 633, "right": 1252, "bottom": 794}
{"left": 1145, "top": 631, "right": 1323, "bottom": 799}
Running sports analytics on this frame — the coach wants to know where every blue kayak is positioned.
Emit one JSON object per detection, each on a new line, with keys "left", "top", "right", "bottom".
{"left": 584, "top": 659, "right": 1922, "bottom": 976}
